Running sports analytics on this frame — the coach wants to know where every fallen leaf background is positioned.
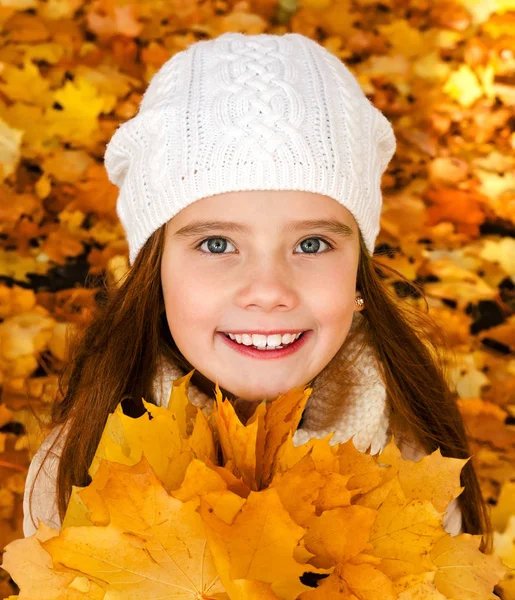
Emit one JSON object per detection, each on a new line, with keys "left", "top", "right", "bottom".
{"left": 0, "top": 0, "right": 514, "bottom": 597}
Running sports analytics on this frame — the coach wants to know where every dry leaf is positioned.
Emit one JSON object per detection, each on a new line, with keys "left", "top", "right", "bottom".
{"left": 2, "top": 375, "right": 507, "bottom": 598}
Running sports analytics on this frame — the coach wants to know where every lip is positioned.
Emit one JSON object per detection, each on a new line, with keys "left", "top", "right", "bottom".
{"left": 221, "top": 330, "right": 307, "bottom": 336}
{"left": 217, "top": 330, "right": 312, "bottom": 360}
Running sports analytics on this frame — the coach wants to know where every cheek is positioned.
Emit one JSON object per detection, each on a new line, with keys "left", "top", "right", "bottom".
{"left": 303, "top": 276, "right": 357, "bottom": 349}
{"left": 311, "top": 295, "right": 355, "bottom": 332}
{"left": 161, "top": 261, "right": 222, "bottom": 339}
{"left": 306, "top": 265, "right": 357, "bottom": 313}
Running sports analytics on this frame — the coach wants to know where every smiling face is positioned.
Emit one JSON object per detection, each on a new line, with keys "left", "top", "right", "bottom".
{"left": 161, "top": 190, "right": 364, "bottom": 403}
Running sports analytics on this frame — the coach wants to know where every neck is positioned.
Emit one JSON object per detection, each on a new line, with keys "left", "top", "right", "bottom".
{"left": 231, "top": 397, "right": 263, "bottom": 424}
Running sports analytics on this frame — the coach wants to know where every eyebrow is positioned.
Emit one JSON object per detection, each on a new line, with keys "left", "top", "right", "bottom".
{"left": 173, "top": 219, "right": 354, "bottom": 239}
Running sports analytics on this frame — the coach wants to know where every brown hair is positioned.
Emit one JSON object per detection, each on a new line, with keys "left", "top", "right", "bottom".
{"left": 28, "top": 224, "right": 493, "bottom": 553}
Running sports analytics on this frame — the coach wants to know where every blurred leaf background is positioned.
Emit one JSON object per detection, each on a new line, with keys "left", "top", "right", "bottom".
{"left": 0, "top": 0, "right": 514, "bottom": 596}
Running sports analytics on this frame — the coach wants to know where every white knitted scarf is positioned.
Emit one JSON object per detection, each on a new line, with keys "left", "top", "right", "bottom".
{"left": 152, "top": 312, "right": 391, "bottom": 456}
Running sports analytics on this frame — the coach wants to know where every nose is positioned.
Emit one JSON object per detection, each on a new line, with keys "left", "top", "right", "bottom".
{"left": 235, "top": 258, "right": 299, "bottom": 311}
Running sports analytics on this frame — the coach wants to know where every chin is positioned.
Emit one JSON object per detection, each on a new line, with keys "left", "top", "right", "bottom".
{"left": 218, "top": 381, "right": 302, "bottom": 404}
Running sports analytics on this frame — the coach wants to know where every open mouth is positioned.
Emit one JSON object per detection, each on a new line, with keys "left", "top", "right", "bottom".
{"left": 223, "top": 331, "right": 306, "bottom": 350}
{"left": 218, "top": 330, "right": 311, "bottom": 359}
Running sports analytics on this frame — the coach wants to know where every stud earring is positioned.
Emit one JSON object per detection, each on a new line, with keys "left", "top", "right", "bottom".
{"left": 355, "top": 295, "right": 364, "bottom": 309}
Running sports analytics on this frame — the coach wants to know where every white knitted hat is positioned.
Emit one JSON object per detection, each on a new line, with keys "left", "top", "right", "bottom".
{"left": 104, "top": 32, "right": 396, "bottom": 265}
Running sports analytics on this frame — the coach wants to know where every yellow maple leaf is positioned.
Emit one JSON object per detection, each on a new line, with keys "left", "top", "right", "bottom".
{"left": 200, "top": 487, "right": 325, "bottom": 600}
{"left": 303, "top": 505, "right": 377, "bottom": 568}
{"left": 213, "top": 381, "right": 313, "bottom": 490}
{"left": 367, "top": 436, "right": 467, "bottom": 514}
{"left": 212, "top": 388, "right": 262, "bottom": 490}
{"left": 255, "top": 383, "right": 312, "bottom": 487}
{"left": 377, "top": 19, "right": 427, "bottom": 58}
{"left": 493, "top": 514, "right": 515, "bottom": 599}
{"left": 298, "top": 562, "right": 395, "bottom": 600}
{"left": 87, "top": 370, "right": 214, "bottom": 489}
{"left": 0, "top": 60, "right": 52, "bottom": 107}
{"left": 431, "top": 533, "right": 508, "bottom": 599}
{"left": 46, "top": 456, "right": 227, "bottom": 599}
{"left": 1, "top": 521, "right": 106, "bottom": 599}
{"left": 2, "top": 372, "right": 508, "bottom": 599}
{"left": 45, "top": 77, "right": 105, "bottom": 145}
{"left": 270, "top": 453, "right": 329, "bottom": 526}
{"left": 366, "top": 476, "right": 445, "bottom": 579}
{"left": 393, "top": 571, "right": 446, "bottom": 599}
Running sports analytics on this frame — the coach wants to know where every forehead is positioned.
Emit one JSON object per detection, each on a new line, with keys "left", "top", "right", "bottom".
{"left": 167, "top": 190, "right": 357, "bottom": 229}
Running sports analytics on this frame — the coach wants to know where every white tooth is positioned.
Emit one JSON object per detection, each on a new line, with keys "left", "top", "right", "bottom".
{"left": 241, "top": 333, "right": 253, "bottom": 346}
{"left": 228, "top": 332, "right": 303, "bottom": 348}
{"left": 251, "top": 334, "right": 267, "bottom": 348}
{"left": 266, "top": 334, "right": 283, "bottom": 348}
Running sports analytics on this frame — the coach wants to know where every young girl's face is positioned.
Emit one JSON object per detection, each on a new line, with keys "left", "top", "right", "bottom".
{"left": 161, "top": 190, "right": 362, "bottom": 403}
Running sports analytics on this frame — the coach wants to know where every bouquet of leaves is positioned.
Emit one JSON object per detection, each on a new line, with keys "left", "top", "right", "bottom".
{"left": 1, "top": 371, "right": 507, "bottom": 599}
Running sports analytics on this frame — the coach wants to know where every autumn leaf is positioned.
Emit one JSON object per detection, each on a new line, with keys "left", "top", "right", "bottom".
{"left": 45, "top": 77, "right": 106, "bottom": 145}
{"left": 87, "top": 370, "right": 214, "bottom": 490}
{"left": 200, "top": 487, "right": 329, "bottom": 600}
{"left": 303, "top": 505, "right": 377, "bottom": 568}
{"left": 86, "top": 0, "right": 144, "bottom": 39}
{"left": 254, "top": 383, "right": 312, "bottom": 488}
{"left": 366, "top": 476, "right": 445, "bottom": 580}
{"left": 423, "top": 185, "right": 488, "bottom": 237}
{"left": 431, "top": 533, "right": 508, "bottom": 600}
{"left": 298, "top": 562, "right": 395, "bottom": 600}
{"left": 3, "top": 1, "right": 515, "bottom": 593}
{"left": 2, "top": 374, "right": 508, "bottom": 599}
{"left": 363, "top": 435, "right": 468, "bottom": 514}
{"left": 212, "top": 388, "right": 261, "bottom": 490}
{"left": 270, "top": 453, "right": 329, "bottom": 526}
{"left": 1, "top": 521, "right": 106, "bottom": 599}
{"left": 51, "top": 456, "right": 226, "bottom": 599}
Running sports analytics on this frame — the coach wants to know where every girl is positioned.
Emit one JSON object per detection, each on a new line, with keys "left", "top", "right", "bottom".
{"left": 23, "top": 31, "right": 492, "bottom": 554}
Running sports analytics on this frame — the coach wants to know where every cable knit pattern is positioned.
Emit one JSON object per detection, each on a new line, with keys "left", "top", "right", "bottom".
{"left": 293, "top": 314, "right": 388, "bottom": 454}
{"left": 103, "top": 32, "right": 396, "bottom": 264}
{"left": 291, "top": 333, "right": 390, "bottom": 456}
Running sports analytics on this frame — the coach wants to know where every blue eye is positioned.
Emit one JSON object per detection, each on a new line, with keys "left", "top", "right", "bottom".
{"left": 297, "top": 238, "right": 333, "bottom": 254}
{"left": 195, "top": 237, "right": 334, "bottom": 256}
{"left": 197, "top": 238, "right": 235, "bottom": 254}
